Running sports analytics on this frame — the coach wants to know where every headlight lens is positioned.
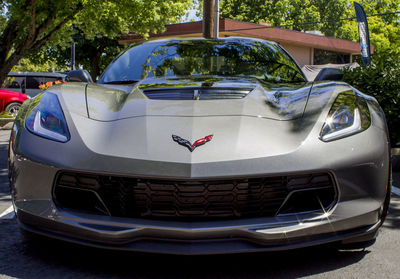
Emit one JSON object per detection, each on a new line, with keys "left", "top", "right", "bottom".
{"left": 320, "top": 91, "right": 370, "bottom": 142}
{"left": 25, "top": 93, "right": 70, "bottom": 142}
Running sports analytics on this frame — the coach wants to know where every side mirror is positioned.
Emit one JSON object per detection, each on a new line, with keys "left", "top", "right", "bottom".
{"left": 67, "top": 70, "right": 93, "bottom": 83}
{"left": 314, "top": 68, "right": 344, "bottom": 82}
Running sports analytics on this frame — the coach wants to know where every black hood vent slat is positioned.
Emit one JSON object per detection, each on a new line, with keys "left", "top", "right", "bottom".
{"left": 143, "top": 87, "right": 253, "bottom": 100}
{"left": 143, "top": 88, "right": 195, "bottom": 100}
{"left": 199, "top": 89, "right": 249, "bottom": 100}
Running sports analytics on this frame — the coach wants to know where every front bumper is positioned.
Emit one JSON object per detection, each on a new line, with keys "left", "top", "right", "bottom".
{"left": 17, "top": 208, "right": 381, "bottom": 254}
{"left": 9, "top": 115, "right": 389, "bottom": 254}
{"left": 11, "top": 154, "right": 384, "bottom": 254}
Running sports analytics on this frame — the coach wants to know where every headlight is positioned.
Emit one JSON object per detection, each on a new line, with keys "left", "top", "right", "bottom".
{"left": 320, "top": 91, "right": 370, "bottom": 142}
{"left": 25, "top": 93, "right": 70, "bottom": 142}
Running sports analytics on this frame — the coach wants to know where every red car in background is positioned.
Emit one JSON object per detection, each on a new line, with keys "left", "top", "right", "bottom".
{"left": 0, "top": 89, "right": 29, "bottom": 117}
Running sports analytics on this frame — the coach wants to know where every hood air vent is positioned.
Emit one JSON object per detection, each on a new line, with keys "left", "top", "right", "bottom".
{"left": 142, "top": 88, "right": 253, "bottom": 100}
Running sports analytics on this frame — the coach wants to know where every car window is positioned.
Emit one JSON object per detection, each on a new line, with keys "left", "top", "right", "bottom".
{"left": 3, "top": 76, "right": 24, "bottom": 89}
{"left": 99, "top": 39, "right": 306, "bottom": 84}
{"left": 26, "top": 76, "right": 42, "bottom": 90}
{"left": 100, "top": 43, "right": 156, "bottom": 83}
{"left": 42, "top": 77, "right": 63, "bottom": 84}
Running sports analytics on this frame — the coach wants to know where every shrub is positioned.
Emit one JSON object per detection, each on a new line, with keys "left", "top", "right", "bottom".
{"left": 0, "top": 111, "right": 15, "bottom": 118}
{"left": 343, "top": 53, "right": 400, "bottom": 146}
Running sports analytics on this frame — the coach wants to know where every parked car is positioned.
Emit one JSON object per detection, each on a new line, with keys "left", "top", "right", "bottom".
{"left": 0, "top": 89, "right": 29, "bottom": 117}
{"left": 3, "top": 72, "right": 67, "bottom": 97}
{"left": 9, "top": 37, "right": 390, "bottom": 255}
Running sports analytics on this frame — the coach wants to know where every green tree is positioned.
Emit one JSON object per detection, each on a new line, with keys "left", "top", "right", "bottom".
{"left": 38, "top": 30, "right": 123, "bottom": 79}
{"left": 70, "top": 36, "right": 123, "bottom": 79}
{"left": 0, "top": 0, "right": 192, "bottom": 86}
{"left": 343, "top": 52, "right": 400, "bottom": 145}
{"left": 221, "top": 0, "right": 320, "bottom": 29}
{"left": 220, "top": 0, "right": 400, "bottom": 54}
{"left": 337, "top": 0, "right": 400, "bottom": 54}
{"left": 12, "top": 55, "right": 69, "bottom": 73}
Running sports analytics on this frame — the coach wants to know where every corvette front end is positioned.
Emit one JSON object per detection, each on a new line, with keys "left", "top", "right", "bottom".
{"left": 9, "top": 37, "right": 390, "bottom": 254}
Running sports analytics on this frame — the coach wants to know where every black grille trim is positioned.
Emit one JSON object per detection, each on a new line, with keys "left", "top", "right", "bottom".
{"left": 53, "top": 172, "right": 337, "bottom": 220}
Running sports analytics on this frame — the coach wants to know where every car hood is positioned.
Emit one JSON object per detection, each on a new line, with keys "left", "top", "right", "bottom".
{"left": 55, "top": 80, "right": 350, "bottom": 165}
{"left": 84, "top": 77, "right": 313, "bottom": 121}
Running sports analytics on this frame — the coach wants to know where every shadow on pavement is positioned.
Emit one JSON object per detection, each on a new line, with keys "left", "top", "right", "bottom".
{"left": 0, "top": 219, "right": 369, "bottom": 279}
{"left": 383, "top": 194, "right": 400, "bottom": 230}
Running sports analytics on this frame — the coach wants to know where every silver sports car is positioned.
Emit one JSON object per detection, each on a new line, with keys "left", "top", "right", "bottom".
{"left": 9, "top": 37, "right": 391, "bottom": 255}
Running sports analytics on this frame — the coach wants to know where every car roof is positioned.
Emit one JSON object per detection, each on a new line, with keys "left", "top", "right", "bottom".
{"left": 8, "top": 72, "right": 67, "bottom": 78}
{"left": 140, "top": 36, "right": 278, "bottom": 46}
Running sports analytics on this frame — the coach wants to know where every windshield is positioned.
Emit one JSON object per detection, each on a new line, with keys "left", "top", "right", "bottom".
{"left": 99, "top": 38, "right": 306, "bottom": 84}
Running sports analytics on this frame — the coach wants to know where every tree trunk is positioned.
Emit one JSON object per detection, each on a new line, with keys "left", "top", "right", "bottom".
{"left": 89, "top": 49, "right": 103, "bottom": 81}
{"left": 0, "top": 53, "right": 23, "bottom": 88}
{"left": 0, "top": 70, "right": 11, "bottom": 88}
{"left": 0, "top": 21, "right": 20, "bottom": 87}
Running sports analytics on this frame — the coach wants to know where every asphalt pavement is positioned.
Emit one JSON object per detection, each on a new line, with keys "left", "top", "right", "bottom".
{"left": 1, "top": 129, "right": 400, "bottom": 279}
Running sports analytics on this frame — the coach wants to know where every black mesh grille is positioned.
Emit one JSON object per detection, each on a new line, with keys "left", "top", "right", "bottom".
{"left": 54, "top": 172, "right": 336, "bottom": 220}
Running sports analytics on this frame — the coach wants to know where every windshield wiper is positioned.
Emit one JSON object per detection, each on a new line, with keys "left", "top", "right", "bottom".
{"left": 102, "top": 80, "right": 140, "bottom": 84}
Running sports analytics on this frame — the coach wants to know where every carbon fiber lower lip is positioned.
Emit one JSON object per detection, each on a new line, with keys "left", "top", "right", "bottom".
{"left": 17, "top": 211, "right": 380, "bottom": 255}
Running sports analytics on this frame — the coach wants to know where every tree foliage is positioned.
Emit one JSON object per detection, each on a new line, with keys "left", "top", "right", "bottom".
{"left": 40, "top": 30, "right": 123, "bottom": 79}
{"left": 220, "top": 0, "right": 400, "bottom": 54}
{"left": 69, "top": 36, "right": 123, "bottom": 80}
{"left": 343, "top": 52, "right": 400, "bottom": 145}
{"left": 12, "top": 55, "right": 69, "bottom": 73}
{"left": 0, "top": 0, "right": 192, "bottom": 86}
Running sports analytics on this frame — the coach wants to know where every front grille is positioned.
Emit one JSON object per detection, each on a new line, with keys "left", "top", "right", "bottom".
{"left": 142, "top": 87, "right": 253, "bottom": 100}
{"left": 54, "top": 172, "right": 336, "bottom": 220}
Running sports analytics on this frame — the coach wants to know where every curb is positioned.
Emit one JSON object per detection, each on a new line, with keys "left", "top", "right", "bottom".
{"left": 0, "top": 118, "right": 14, "bottom": 130}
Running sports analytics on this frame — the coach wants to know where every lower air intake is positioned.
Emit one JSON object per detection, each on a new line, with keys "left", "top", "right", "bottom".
{"left": 54, "top": 172, "right": 336, "bottom": 220}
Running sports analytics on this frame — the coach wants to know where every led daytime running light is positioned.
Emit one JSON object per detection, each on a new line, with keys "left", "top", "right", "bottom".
{"left": 25, "top": 93, "right": 70, "bottom": 142}
{"left": 320, "top": 91, "right": 370, "bottom": 142}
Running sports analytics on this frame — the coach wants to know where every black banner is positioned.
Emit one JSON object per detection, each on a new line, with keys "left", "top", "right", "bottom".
{"left": 354, "top": 2, "right": 371, "bottom": 66}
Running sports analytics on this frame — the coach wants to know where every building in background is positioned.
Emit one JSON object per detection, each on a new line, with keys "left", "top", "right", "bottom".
{"left": 119, "top": 19, "right": 372, "bottom": 68}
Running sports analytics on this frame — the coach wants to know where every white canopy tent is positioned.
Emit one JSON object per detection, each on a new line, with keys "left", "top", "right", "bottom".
{"left": 302, "top": 63, "right": 359, "bottom": 81}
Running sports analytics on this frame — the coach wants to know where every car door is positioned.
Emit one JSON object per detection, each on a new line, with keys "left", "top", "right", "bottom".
{"left": 3, "top": 75, "right": 25, "bottom": 93}
{"left": 0, "top": 90, "right": 7, "bottom": 111}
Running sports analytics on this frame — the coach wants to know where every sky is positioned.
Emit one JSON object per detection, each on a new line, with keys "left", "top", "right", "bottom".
{"left": 183, "top": 6, "right": 202, "bottom": 22}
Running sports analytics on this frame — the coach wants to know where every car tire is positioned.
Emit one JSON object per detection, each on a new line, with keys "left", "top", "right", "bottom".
{"left": 4, "top": 102, "right": 21, "bottom": 117}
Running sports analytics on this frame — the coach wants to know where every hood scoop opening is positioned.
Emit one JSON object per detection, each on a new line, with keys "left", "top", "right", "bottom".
{"left": 142, "top": 87, "right": 253, "bottom": 100}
